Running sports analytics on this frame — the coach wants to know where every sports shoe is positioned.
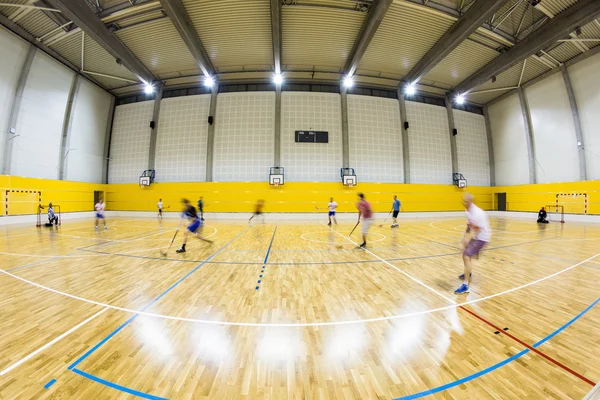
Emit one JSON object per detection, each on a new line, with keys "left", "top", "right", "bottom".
{"left": 458, "top": 273, "right": 472, "bottom": 280}
{"left": 176, "top": 248, "right": 186, "bottom": 253}
{"left": 104, "top": 226, "right": 108, "bottom": 230}
{"left": 359, "top": 242, "right": 366, "bottom": 248}
{"left": 327, "top": 222, "right": 332, "bottom": 226}
{"left": 454, "top": 284, "right": 469, "bottom": 294}
{"left": 94, "top": 226, "right": 98, "bottom": 231}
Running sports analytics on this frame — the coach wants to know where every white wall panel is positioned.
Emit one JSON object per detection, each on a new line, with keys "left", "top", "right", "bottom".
{"left": 213, "top": 92, "right": 274, "bottom": 182}
{"left": 155, "top": 95, "right": 211, "bottom": 182}
{"left": 281, "top": 92, "right": 342, "bottom": 182}
{"left": 488, "top": 93, "right": 529, "bottom": 186}
{"left": 11, "top": 51, "right": 73, "bottom": 179}
{"left": 108, "top": 100, "right": 154, "bottom": 184}
{"left": 526, "top": 73, "right": 579, "bottom": 184}
{"left": 347, "top": 95, "right": 403, "bottom": 183}
{"left": 568, "top": 51, "right": 600, "bottom": 180}
{"left": 0, "top": 27, "right": 30, "bottom": 170}
{"left": 405, "top": 101, "right": 452, "bottom": 184}
{"left": 453, "top": 110, "right": 490, "bottom": 186}
{"left": 67, "top": 79, "right": 112, "bottom": 183}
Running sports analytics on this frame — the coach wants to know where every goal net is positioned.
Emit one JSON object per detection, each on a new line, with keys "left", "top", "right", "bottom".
{"left": 545, "top": 205, "right": 565, "bottom": 223}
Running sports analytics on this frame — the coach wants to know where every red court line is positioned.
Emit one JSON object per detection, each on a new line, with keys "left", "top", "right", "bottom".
{"left": 459, "top": 305, "right": 595, "bottom": 386}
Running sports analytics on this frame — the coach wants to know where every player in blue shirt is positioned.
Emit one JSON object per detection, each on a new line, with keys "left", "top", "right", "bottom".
{"left": 392, "top": 195, "right": 401, "bottom": 228}
{"left": 176, "top": 198, "right": 213, "bottom": 253}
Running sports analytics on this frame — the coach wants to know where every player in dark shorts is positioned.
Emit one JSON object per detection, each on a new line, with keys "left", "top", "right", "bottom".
{"left": 176, "top": 198, "right": 212, "bottom": 253}
{"left": 197, "top": 196, "right": 205, "bottom": 221}
{"left": 248, "top": 199, "right": 265, "bottom": 224}
{"left": 391, "top": 195, "right": 401, "bottom": 228}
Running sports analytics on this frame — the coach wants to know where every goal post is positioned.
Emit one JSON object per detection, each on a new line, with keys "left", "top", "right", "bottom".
{"left": 545, "top": 205, "right": 565, "bottom": 223}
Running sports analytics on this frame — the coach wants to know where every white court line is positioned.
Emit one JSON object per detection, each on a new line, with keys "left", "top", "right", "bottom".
{"left": 0, "top": 308, "right": 108, "bottom": 376}
{"left": 0, "top": 226, "right": 218, "bottom": 259}
{"left": 1, "top": 252, "right": 598, "bottom": 326}
{"left": 324, "top": 223, "right": 456, "bottom": 304}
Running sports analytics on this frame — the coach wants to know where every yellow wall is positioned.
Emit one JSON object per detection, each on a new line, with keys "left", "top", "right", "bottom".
{"left": 492, "top": 180, "right": 600, "bottom": 215}
{"left": 105, "top": 182, "right": 490, "bottom": 213}
{"left": 2, "top": 174, "right": 598, "bottom": 216}
{"left": 0, "top": 175, "right": 104, "bottom": 215}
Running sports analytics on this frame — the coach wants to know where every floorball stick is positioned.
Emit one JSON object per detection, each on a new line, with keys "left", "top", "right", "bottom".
{"left": 378, "top": 210, "right": 393, "bottom": 227}
{"left": 349, "top": 221, "right": 360, "bottom": 236}
{"left": 160, "top": 229, "right": 179, "bottom": 256}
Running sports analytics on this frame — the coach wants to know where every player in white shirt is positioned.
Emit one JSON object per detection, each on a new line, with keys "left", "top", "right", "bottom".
{"left": 327, "top": 197, "right": 338, "bottom": 226}
{"left": 455, "top": 193, "right": 491, "bottom": 294}
{"left": 158, "top": 199, "right": 163, "bottom": 220}
{"left": 95, "top": 198, "right": 108, "bottom": 231}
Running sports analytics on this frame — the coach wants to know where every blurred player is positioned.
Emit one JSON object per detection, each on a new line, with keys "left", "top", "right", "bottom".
{"left": 248, "top": 199, "right": 265, "bottom": 224}
{"left": 176, "top": 198, "right": 212, "bottom": 253}
{"left": 455, "top": 193, "right": 491, "bottom": 294}
{"left": 327, "top": 197, "right": 338, "bottom": 226}
{"left": 356, "top": 193, "right": 373, "bottom": 248}
{"left": 391, "top": 195, "right": 401, "bottom": 228}
{"left": 157, "top": 198, "right": 163, "bottom": 220}
{"left": 197, "top": 196, "right": 205, "bottom": 221}
{"left": 95, "top": 198, "right": 107, "bottom": 231}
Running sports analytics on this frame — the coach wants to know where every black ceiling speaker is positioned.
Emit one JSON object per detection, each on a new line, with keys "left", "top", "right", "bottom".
{"left": 453, "top": 128, "right": 458, "bottom": 136}
{"left": 404, "top": 121, "right": 409, "bottom": 130}
{"left": 208, "top": 116, "right": 214, "bottom": 125}
{"left": 149, "top": 121, "right": 155, "bottom": 129}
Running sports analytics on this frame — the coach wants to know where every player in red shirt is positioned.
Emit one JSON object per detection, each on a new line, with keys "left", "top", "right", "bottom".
{"left": 356, "top": 193, "right": 373, "bottom": 248}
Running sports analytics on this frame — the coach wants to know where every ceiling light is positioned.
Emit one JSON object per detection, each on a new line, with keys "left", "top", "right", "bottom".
{"left": 455, "top": 94, "right": 465, "bottom": 105}
{"left": 273, "top": 73, "right": 283, "bottom": 85}
{"left": 204, "top": 76, "right": 214, "bottom": 87}
{"left": 405, "top": 84, "right": 416, "bottom": 96}
{"left": 343, "top": 76, "right": 354, "bottom": 88}
{"left": 144, "top": 84, "right": 154, "bottom": 94}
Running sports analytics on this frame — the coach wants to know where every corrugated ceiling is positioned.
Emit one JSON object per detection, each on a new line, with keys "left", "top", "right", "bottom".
{"left": 424, "top": 38, "right": 499, "bottom": 88}
{"left": 183, "top": 0, "right": 272, "bottom": 72}
{"left": 357, "top": 2, "right": 454, "bottom": 78}
{"left": 116, "top": 17, "right": 199, "bottom": 78}
{"left": 282, "top": 5, "right": 365, "bottom": 71}
{"left": 0, "top": 0, "right": 595, "bottom": 104}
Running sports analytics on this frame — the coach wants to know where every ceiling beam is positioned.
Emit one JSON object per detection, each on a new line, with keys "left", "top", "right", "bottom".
{"left": 343, "top": 0, "right": 392, "bottom": 77}
{"left": 48, "top": 0, "right": 156, "bottom": 84}
{"left": 158, "top": 0, "right": 215, "bottom": 77}
{"left": 0, "top": 11, "right": 108, "bottom": 92}
{"left": 403, "top": 0, "right": 508, "bottom": 85}
{"left": 270, "top": 0, "right": 282, "bottom": 75}
{"left": 405, "top": 0, "right": 516, "bottom": 45}
{"left": 453, "top": 0, "right": 600, "bottom": 95}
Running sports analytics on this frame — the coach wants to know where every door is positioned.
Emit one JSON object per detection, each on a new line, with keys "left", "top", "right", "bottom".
{"left": 495, "top": 193, "right": 507, "bottom": 211}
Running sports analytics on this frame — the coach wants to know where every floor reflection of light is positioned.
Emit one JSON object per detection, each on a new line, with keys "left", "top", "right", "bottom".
{"left": 324, "top": 324, "right": 367, "bottom": 361}
{"left": 133, "top": 316, "right": 173, "bottom": 359}
{"left": 190, "top": 325, "right": 232, "bottom": 365}
{"left": 256, "top": 328, "right": 305, "bottom": 363}
{"left": 386, "top": 314, "right": 427, "bottom": 361}
{"left": 445, "top": 306, "right": 464, "bottom": 336}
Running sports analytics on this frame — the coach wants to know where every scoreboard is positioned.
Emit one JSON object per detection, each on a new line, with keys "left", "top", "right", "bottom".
{"left": 295, "top": 131, "right": 329, "bottom": 143}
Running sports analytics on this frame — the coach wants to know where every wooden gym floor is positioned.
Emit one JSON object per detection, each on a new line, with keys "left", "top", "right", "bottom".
{"left": 0, "top": 216, "right": 599, "bottom": 399}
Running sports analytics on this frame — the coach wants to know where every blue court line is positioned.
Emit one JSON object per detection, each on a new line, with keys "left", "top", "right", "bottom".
{"left": 256, "top": 227, "right": 277, "bottom": 290}
{"left": 72, "top": 369, "right": 167, "bottom": 400}
{"left": 43, "top": 378, "right": 57, "bottom": 389}
{"left": 394, "top": 296, "right": 600, "bottom": 399}
{"left": 68, "top": 228, "right": 249, "bottom": 371}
